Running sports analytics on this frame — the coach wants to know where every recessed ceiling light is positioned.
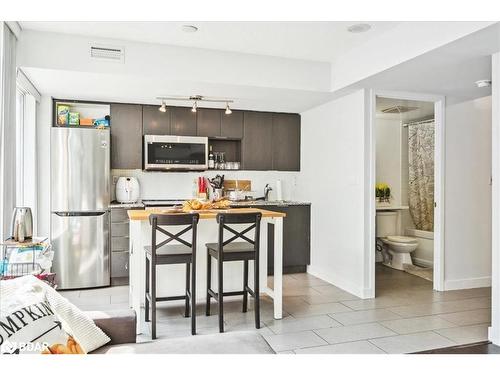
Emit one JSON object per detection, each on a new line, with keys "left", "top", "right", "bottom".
{"left": 475, "top": 79, "right": 492, "bottom": 88}
{"left": 182, "top": 25, "right": 198, "bottom": 33}
{"left": 347, "top": 23, "right": 372, "bottom": 33}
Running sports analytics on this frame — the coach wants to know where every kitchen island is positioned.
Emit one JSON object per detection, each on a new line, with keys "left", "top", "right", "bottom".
{"left": 127, "top": 208, "right": 286, "bottom": 331}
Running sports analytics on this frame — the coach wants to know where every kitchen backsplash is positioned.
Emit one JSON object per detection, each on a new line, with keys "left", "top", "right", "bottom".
{"left": 111, "top": 169, "right": 300, "bottom": 201}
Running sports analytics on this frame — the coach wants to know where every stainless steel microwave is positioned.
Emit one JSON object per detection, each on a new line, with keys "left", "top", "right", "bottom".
{"left": 144, "top": 135, "right": 208, "bottom": 171}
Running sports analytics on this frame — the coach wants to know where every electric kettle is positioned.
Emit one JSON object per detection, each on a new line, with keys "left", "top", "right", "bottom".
{"left": 116, "top": 177, "right": 140, "bottom": 203}
{"left": 10, "top": 207, "right": 33, "bottom": 241}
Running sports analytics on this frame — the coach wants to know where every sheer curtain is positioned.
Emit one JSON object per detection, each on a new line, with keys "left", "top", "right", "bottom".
{"left": 0, "top": 23, "right": 17, "bottom": 240}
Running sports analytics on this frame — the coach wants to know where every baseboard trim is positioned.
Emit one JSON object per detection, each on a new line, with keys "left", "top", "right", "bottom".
{"left": 307, "top": 265, "right": 372, "bottom": 299}
{"left": 444, "top": 276, "right": 492, "bottom": 290}
{"left": 413, "top": 257, "right": 433, "bottom": 268}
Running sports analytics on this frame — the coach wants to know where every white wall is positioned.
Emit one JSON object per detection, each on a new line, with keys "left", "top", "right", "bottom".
{"left": 490, "top": 52, "right": 500, "bottom": 345}
{"left": 444, "top": 95, "right": 492, "bottom": 289}
{"left": 297, "top": 89, "right": 369, "bottom": 297}
{"left": 375, "top": 117, "right": 402, "bottom": 206}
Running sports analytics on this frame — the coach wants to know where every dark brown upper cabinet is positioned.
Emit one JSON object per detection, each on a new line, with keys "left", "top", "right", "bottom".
{"left": 197, "top": 108, "right": 221, "bottom": 137}
{"left": 143, "top": 104, "right": 171, "bottom": 135}
{"left": 272, "top": 113, "right": 301, "bottom": 171}
{"left": 110, "top": 104, "right": 143, "bottom": 169}
{"left": 171, "top": 107, "right": 197, "bottom": 136}
{"left": 221, "top": 110, "right": 244, "bottom": 139}
{"left": 241, "top": 111, "right": 273, "bottom": 170}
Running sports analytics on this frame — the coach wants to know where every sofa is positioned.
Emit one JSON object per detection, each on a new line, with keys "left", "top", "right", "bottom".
{"left": 86, "top": 310, "right": 275, "bottom": 354}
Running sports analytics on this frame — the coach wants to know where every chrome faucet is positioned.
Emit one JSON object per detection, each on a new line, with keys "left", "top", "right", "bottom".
{"left": 264, "top": 184, "right": 273, "bottom": 201}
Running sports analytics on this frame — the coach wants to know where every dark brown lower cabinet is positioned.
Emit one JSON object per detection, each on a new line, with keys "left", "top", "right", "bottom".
{"left": 261, "top": 204, "right": 311, "bottom": 275}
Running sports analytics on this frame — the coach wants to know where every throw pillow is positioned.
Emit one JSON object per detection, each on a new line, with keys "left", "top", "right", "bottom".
{"left": 0, "top": 276, "right": 110, "bottom": 354}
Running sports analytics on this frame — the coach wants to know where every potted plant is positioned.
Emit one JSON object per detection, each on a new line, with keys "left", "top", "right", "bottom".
{"left": 376, "top": 183, "right": 391, "bottom": 204}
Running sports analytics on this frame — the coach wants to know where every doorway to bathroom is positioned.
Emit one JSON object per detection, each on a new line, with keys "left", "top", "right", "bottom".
{"left": 368, "top": 91, "right": 445, "bottom": 296}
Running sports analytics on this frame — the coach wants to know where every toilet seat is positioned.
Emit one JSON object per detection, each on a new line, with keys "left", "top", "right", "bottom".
{"left": 386, "top": 235, "right": 418, "bottom": 244}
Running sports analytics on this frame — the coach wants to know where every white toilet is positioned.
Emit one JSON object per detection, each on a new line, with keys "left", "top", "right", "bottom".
{"left": 376, "top": 211, "right": 419, "bottom": 270}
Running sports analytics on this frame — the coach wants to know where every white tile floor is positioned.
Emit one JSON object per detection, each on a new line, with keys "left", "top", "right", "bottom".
{"left": 59, "top": 264, "right": 491, "bottom": 354}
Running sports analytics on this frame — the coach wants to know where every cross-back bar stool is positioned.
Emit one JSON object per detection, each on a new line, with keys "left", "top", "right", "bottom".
{"left": 205, "top": 212, "right": 262, "bottom": 333}
{"left": 145, "top": 213, "right": 199, "bottom": 338}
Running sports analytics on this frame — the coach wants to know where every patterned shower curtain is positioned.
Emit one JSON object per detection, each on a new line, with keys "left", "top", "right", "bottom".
{"left": 408, "top": 121, "right": 435, "bottom": 231}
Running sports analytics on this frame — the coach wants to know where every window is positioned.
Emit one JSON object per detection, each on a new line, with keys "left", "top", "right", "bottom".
{"left": 15, "top": 83, "right": 38, "bottom": 232}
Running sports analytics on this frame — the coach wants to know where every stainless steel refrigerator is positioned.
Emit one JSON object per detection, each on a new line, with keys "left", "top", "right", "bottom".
{"left": 51, "top": 127, "right": 110, "bottom": 289}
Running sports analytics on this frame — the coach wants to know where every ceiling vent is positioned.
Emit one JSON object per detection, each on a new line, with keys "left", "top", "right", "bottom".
{"left": 90, "top": 44, "right": 125, "bottom": 63}
{"left": 381, "top": 105, "right": 418, "bottom": 114}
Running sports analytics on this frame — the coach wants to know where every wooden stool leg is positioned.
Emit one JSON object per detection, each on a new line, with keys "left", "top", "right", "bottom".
{"left": 145, "top": 256, "right": 150, "bottom": 322}
{"left": 206, "top": 252, "right": 211, "bottom": 316}
{"left": 218, "top": 258, "right": 224, "bottom": 333}
{"left": 254, "top": 258, "right": 260, "bottom": 329}
{"left": 151, "top": 258, "right": 157, "bottom": 339}
{"left": 243, "top": 260, "right": 249, "bottom": 313}
{"left": 185, "top": 263, "right": 191, "bottom": 318}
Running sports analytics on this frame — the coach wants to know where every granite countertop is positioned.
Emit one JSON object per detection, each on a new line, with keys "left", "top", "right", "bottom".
{"left": 109, "top": 201, "right": 145, "bottom": 209}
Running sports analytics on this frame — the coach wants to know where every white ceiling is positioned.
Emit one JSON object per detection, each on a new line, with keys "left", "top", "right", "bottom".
{"left": 376, "top": 97, "right": 435, "bottom": 121}
{"left": 19, "top": 21, "right": 400, "bottom": 63}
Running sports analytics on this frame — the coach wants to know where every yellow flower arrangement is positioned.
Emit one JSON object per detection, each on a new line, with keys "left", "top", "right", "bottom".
{"left": 375, "top": 182, "right": 391, "bottom": 202}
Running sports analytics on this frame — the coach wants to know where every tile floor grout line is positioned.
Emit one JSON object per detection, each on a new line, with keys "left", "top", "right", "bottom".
{"left": 367, "top": 339, "right": 390, "bottom": 354}
{"left": 430, "top": 329, "right": 461, "bottom": 345}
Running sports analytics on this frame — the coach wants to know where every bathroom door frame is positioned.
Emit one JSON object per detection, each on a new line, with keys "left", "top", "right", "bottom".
{"left": 366, "top": 89, "right": 446, "bottom": 296}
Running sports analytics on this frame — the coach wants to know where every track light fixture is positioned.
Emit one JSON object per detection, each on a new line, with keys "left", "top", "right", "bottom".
{"left": 157, "top": 95, "right": 234, "bottom": 114}
{"left": 225, "top": 102, "right": 232, "bottom": 115}
{"left": 158, "top": 100, "right": 167, "bottom": 112}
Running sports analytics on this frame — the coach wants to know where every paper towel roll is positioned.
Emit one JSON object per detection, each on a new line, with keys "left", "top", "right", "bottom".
{"left": 276, "top": 180, "right": 283, "bottom": 200}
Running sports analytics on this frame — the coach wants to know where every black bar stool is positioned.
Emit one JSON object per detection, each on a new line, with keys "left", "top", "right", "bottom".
{"left": 205, "top": 212, "right": 262, "bottom": 333}
{"left": 145, "top": 213, "right": 199, "bottom": 339}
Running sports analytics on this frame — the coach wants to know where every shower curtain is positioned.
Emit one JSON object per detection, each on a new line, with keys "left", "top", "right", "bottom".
{"left": 408, "top": 121, "right": 435, "bottom": 231}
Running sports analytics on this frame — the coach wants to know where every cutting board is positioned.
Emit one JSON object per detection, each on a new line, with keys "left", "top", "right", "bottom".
{"left": 223, "top": 179, "right": 252, "bottom": 191}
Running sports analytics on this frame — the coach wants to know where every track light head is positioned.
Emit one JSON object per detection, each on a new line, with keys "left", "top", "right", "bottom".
{"left": 225, "top": 102, "right": 232, "bottom": 115}
{"left": 191, "top": 101, "right": 197, "bottom": 113}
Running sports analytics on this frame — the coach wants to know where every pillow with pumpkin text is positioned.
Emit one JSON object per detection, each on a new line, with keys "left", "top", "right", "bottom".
{"left": 0, "top": 276, "right": 109, "bottom": 354}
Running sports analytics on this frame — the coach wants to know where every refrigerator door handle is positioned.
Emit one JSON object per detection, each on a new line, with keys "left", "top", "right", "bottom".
{"left": 54, "top": 211, "right": 107, "bottom": 217}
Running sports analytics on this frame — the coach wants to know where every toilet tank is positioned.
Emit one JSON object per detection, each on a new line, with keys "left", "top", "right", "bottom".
{"left": 376, "top": 211, "right": 398, "bottom": 237}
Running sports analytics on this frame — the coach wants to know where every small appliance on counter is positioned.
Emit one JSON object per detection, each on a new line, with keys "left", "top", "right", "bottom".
{"left": 10, "top": 207, "right": 33, "bottom": 242}
{"left": 116, "top": 177, "right": 140, "bottom": 203}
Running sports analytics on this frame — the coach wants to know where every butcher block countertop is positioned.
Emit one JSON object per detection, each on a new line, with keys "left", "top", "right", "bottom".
{"left": 127, "top": 207, "right": 286, "bottom": 221}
